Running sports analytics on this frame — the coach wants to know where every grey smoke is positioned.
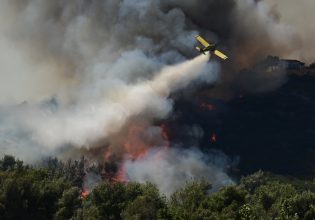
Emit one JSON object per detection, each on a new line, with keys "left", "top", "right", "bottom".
{"left": 124, "top": 147, "right": 235, "bottom": 196}
{"left": 265, "top": 0, "right": 315, "bottom": 63}
{"left": 0, "top": 0, "right": 219, "bottom": 161}
{"left": 83, "top": 172, "right": 103, "bottom": 193}
{"left": 0, "top": 0, "right": 308, "bottom": 191}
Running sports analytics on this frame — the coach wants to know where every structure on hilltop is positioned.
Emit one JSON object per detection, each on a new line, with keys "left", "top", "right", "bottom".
{"left": 255, "top": 56, "right": 314, "bottom": 76}
{"left": 281, "top": 59, "right": 305, "bottom": 75}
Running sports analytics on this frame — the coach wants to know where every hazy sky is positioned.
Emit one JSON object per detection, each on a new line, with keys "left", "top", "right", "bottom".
{"left": 267, "top": 0, "right": 315, "bottom": 63}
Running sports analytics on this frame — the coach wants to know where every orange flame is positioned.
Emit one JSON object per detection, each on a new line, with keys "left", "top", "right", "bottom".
{"left": 80, "top": 190, "right": 89, "bottom": 199}
{"left": 112, "top": 123, "right": 173, "bottom": 183}
{"left": 200, "top": 102, "right": 215, "bottom": 111}
{"left": 211, "top": 133, "right": 218, "bottom": 143}
{"left": 112, "top": 164, "right": 128, "bottom": 182}
{"left": 123, "top": 124, "right": 151, "bottom": 160}
{"left": 104, "top": 148, "right": 113, "bottom": 161}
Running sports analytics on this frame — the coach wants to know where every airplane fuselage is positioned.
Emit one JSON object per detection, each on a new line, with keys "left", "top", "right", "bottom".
{"left": 195, "top": 35, "right": 228, "bottom": 60}
{"left": 202, "top": 44, "right": 216, "bottom": 53}
{"left": 196, "top": 44, "right": 216, "bottom": 55}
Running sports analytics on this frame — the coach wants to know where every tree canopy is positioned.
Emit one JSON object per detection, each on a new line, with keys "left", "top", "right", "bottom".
{"left": 1, "top": 156, "right": 315, "bottom": 220}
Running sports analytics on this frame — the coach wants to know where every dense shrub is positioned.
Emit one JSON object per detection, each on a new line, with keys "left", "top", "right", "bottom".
{"left": 1, "top": 156, "right": 315, "bottom": 220}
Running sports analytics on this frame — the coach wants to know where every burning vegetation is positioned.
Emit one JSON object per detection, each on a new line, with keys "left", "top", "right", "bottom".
{"left": 0, "top": 0, "right": 315, "bottom": 218}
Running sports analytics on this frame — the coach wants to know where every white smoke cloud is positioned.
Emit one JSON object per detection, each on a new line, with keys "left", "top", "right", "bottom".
{"left": 265, "top": 0, "right": 315, "bottom": 63}
{"left": 0, "top": 0, "right": 305, "bottom": 192}
{"left": 0, "top": 52, "right": 216, "bottom": 161}
{"left": 22, "top": 54, "right": 216, "bottom": 149}
{"left": 124, "top": 147, "right": 234, "bottom": 195}
{"left": 0, "top": 0, "right": 219, "bottom": 161}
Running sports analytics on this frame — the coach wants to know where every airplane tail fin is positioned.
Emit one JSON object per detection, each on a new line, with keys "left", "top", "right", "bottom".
{"left": 214, "top": 50, "right": 228, "bottom": 60}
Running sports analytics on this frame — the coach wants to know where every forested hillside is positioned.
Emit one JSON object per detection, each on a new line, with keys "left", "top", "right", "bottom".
{"left": 1, "top": 155, "right": 315, "bottom": 220}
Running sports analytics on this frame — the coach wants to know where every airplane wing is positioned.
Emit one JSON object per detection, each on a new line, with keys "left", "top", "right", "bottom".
{"left": 214, "top": 50, "right": 228, "bottom": 60}
{"left": 196, "top": 35, "right": 210, "bottom": 47}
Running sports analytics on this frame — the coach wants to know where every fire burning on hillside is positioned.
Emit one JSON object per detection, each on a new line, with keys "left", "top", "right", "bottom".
{"left": 211, "top": 134, "right": 218, "bottom": 143}
{"left": 80, "top": 190, "right": 90, "bottom": 199}
{"left": 200, "top": 102, "right": 216, "bottom": 111}
{"left": 0, "top": 0, "right": 306, "bottom": 194}
{"left": 103, "top": 123, "right": 172, "bottom": 183}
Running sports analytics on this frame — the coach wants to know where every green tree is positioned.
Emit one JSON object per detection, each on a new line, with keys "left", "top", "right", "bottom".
{"left": 0, "top": 155, "right": 17, "bottom": 171}
{"left": 122, "top": 183, "right": 169, "bottom": 220}
{"left": 0, "top": 167, "right": 75, "bottom": 220}
{"left": 87, "top": 182, "right": 143, "bottom": 220}
{"left": 72, "top": 202, "right": 101, "bottom": 220}
{"left": 169, "top": 181, "right": 212, "bottom": 220}
{"left": 281, "top": 191, "right": 315, "bottom": 219}
{"left": 205, "top": 186, "right": 247, "bottom": 220}
{"left": 55, "top": 187, "right": 82, "bottom": 220}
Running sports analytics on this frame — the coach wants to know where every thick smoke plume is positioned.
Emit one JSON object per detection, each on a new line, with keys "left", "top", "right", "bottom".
{"left": 0, "top": 0, "right": 216, "bottom": 159}
{"left": 0, "top": 0, "right": 305, "bottom": 192}
{"left": 124, "top": 147, "right": 234, "bottom": 195}
{"left": 0, "top": 53, "right": 215, "bottom": 161}
{"left": 266, "top": 0, "right": 315, "bottom": 63}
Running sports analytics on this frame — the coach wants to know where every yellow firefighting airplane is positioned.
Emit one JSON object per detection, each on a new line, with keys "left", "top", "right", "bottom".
{"left": 195, "top": 35, "right": 228, "bottom": 60}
